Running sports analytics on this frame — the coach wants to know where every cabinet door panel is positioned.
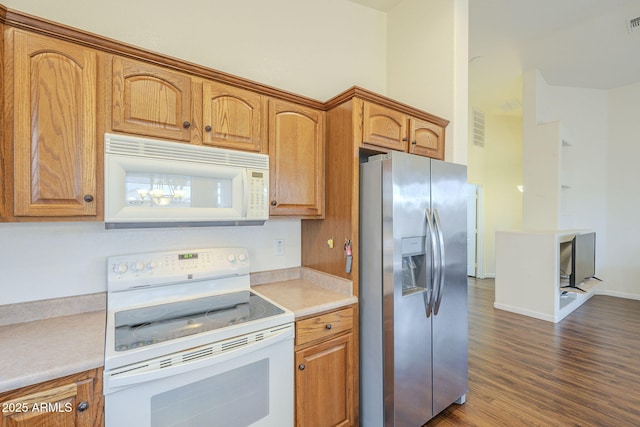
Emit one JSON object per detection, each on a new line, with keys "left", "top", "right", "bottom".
{"left": 409, "top": 117, "right": 444, "bottom": 160}
{"left": 0, "top": 373, "right": 100, "bottom": 427}
{"left": 1, "top": 384, "right": 76, "bottom": 427}
{"left": 112, "top": 57, "right": 192, "bottom": 142}
{"left": 362, "top": 101, "right": 407, "bottom": 151}
{"left": 13, "top": 30, "right": 97, "bottom": 217}
{"left": 202, "top": 82, "right": 266, "bottom": 152}
{"left": 269, "top": 99, "right": 323, "bottom": 217}
{"left": 295, "top": 333, "right": 353, "bottom": 427}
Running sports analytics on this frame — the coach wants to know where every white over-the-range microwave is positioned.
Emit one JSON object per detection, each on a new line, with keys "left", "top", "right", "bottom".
{"left": 104, "top": 133, "right": 269, "bottom": 229}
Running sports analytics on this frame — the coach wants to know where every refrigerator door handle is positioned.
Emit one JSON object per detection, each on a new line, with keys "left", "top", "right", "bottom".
{"left": 433, "top": 208, "right": 446, "bottom": 315}
{"left": 425, "top": 208, "right": 438, "bottom": 317}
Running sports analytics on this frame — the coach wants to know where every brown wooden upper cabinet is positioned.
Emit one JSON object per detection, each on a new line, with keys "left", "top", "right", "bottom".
{"left": 408, "top": 117, "right": 445, "bottom": 160}
{"left": 268, "top": 99, "right": 324, "bottom": 218}
{"left": 10, "top": 29, "right": 99, "bottom": 218}
{"left": 111, "top": 57, "right": 194, "bottom": 142}
{"left": 362, "top": 101, "right": 408, "bottom": 152}
{"left": 361, "top": 100, "right": 445, "bottom": 160}
{"left": 110, "top": 57, "right": 269, "bottom": 153}
{"left": 202, "top": 82, "right": 268, "bottom": 153}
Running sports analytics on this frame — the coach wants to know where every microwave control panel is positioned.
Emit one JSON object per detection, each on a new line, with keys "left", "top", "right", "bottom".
{"left": 247, "top": 169, "right": 269, "bottom": 219}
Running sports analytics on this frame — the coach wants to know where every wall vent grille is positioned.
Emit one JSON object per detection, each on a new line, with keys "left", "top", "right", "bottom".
{"left": 473, "top": 109, "right": 485, "bottom": 148}
{"left": 627, "top": 16, "right": 640, "bottom": 33}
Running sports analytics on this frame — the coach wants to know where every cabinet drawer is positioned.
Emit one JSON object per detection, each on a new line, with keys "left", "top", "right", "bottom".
{"left": 296, "top": 307, "right": 353, "bottom": 346}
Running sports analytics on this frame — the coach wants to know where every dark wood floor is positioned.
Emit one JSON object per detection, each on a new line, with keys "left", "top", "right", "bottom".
{"left": 426, "top": 278, "right": 640, "bottom": 427}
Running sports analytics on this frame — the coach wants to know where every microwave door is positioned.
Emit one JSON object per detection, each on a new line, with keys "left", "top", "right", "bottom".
{"left": 105, "top": 155, "right": 245, "bottom": 223}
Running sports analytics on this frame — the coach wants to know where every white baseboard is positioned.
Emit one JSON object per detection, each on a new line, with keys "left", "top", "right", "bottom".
{"left": 595, "top": 289, "right": 640, "bottom": 301}
{"left": 493, "top": 302, "right": 554, "bottom": 322}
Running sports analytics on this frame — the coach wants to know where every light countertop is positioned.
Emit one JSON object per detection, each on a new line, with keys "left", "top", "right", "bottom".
{"left": 254, "top": 279, "right": 357, "bottom": 318}
{"left": 0, "top": 267, "right": 355, "bottom": 394}
{"left": 251, "top": 266, "right": 356, "bottom": 318}
{"left": 0, "top": 310, "right": 105, "bottom": 393}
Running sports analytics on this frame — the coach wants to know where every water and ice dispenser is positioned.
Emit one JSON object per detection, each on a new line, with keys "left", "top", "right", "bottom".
{"left": 401, "top": 236, "right": 429, "bottom": 296}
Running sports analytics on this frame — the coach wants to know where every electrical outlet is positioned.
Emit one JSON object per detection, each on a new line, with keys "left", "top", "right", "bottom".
{"left": 273, "top": 239, "right": 285, "bottom": 256}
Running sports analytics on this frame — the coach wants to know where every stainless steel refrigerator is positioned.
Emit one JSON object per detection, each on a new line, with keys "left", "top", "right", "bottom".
{"left": 360, "top": 151, "right": 468, "bottom": 426}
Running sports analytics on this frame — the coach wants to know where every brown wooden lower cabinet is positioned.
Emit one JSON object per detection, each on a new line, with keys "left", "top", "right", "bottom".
{"left": 0, "top": 368, "right": 103, "bottom": 427}
{"left": 294, "top": 306, "right": 356, "bottom": 427}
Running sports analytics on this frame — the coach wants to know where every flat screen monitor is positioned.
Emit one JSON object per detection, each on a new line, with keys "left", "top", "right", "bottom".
{"left": 571, "top": 232, "right": 596, "bottom": 288}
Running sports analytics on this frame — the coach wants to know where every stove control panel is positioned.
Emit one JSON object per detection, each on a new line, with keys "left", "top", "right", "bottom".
{"left": 107, "top": 247, "right": 250, "bottom": 292}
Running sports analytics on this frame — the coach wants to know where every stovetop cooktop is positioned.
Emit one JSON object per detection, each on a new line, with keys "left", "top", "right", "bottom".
{"left": 113, "top": 291, "right": 285, "bottom": 352}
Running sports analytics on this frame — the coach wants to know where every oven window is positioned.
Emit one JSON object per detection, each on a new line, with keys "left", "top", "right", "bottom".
{"left": 150, "top": 358, "right": 269, "bottom": 427}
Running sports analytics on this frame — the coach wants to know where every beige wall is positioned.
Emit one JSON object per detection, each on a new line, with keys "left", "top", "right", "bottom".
{"left": 387, "top": 0, "right": 469, "bottom": 164}
{"left": 0, "top": 0, "right": 467, "bottom": 303}
{"left": 3, "top": 0, "right": 388, "bottom": 101}
{"left": 0, "top": 0, "right": 390, "bottom": 304}
{"left": 468, "top": 113, "right": 523, "bottom": 277}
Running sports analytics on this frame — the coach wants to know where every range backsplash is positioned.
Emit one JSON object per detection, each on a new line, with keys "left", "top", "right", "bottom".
{"left": 0, "top": 219, "right": 301, "bottom": 305}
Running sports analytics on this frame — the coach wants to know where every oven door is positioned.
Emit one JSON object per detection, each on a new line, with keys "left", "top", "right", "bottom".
{"left": 104, "top": 324, "right": 293, "bottom": 427}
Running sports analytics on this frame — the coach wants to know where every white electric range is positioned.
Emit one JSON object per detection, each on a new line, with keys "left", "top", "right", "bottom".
{"left": 103, "top": 247, "right": 294, "bottom": 427}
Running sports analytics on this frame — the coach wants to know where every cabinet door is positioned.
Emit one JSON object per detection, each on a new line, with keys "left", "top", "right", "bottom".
{"left": 268, "top": 99, "right": 323, "bottom": 217}
{"left": 408, "top": 117, "right": 445, "bottom": 160}
{"left": 361, "top": 101, "right": 407, "bottom": 151}
{"left": 112, "top": 57, "right": 193, "bottom": 142}
{"left": 295, "top": 333, "right": 354, "bottom": 427}
{"left": 12, "top": 30, "right": 98, "bottom": 217}
{"left": 202, "top": 81, "right": 267, "bottom": 153}
{"left": 0, "top": 370, "right": 102, "bottom": 427}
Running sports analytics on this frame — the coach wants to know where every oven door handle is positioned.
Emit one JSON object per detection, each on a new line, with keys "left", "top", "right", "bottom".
{"left": 104, "top": 324, "right": 293, "bottom": 393}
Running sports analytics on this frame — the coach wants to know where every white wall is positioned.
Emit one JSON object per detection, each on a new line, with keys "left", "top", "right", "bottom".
{"left": 386, "top": 0, "right": 469, "bottom": 164}
{"left": 522, "top": 70, "right": 608, "bottom": 280}
{"left": 467, "top": 113, "right": 522, "bottom": 277}
{"left": 1, "top": 0, "right": 466, "bottom": 304}
{"left": 0, "top": 220, "right": 300, "bottom": 305}
{"left": 605, "top": 82, "right": 640, "bottom": 299}
{"left": 0, "top": 0, "right": 389, "bottom": 304}
{"left": 522, "top": 70, "right": 561, "bottom": 230}
{"left": 544, "top": 86, "right": 608, "bottom": 235}
{"left": 2, "top": 0, "right": 387, "bottom": 101}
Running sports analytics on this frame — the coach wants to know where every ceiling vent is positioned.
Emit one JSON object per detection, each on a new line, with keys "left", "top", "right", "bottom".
{"left": 627, "top": 16, "right": 640, "bottom": 34}
{"left": 472, "top": 109, "right": 485, "bottom": 148}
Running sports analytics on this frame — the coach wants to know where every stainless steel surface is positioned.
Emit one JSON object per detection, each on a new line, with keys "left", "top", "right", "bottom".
{"left": 430, "top": 159, "right": 468, "bottom": 416}
{"left": 360, "top": 152, "right": 468, "bottom": 426}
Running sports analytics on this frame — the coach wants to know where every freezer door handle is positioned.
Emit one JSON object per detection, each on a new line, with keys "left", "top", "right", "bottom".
{"left": 433, "top": 208, "right": 446, "bottom": 315}
{"left": 425, "top": 208, "right": 438, "bottom": 317}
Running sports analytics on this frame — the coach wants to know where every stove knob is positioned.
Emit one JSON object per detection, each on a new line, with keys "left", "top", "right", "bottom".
{"left": 113, "top": 263, "right": 128, "bottom": 274}
{"left": 132, "top": 261, "right": 145, "bottom": 272}
{"left": 147, "top": 260, "right": 159, "bottom": 270}
{"left": 238, "top": 253, "right": 247, "bottom": 262}
{"left": 227, "top": 254, "right": 236, "bottom": 263}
